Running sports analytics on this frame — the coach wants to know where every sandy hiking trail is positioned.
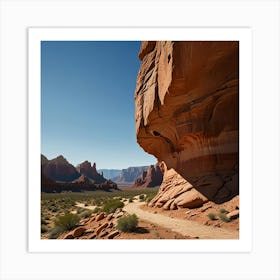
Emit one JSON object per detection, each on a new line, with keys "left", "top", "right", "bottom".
{"left": 123, "top": 201, "right": 239, "bottom": 239}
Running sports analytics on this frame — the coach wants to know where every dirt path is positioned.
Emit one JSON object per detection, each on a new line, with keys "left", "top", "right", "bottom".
{"left": 75, "top": 202, "right": 96, "bottom": 211}
{"left": 123, "top": 201, "right": 239, "bottom": 239}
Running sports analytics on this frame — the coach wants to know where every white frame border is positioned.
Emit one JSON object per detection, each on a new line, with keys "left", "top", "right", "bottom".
{"left": 28, "top": 27, "right": 252, "bottom": 253}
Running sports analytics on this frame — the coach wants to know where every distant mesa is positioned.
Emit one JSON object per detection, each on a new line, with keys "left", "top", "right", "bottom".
{"left": 112, "top": 166, "right": 149, "bottom": 186}
{"left": 41, "top": 154, "right": 117, "bottom": 193}
{"left": 97, "top": 169, "right": 122, "bottom": 180}
{"left": 130, "top": 163, "right": 163, "bottom": 189}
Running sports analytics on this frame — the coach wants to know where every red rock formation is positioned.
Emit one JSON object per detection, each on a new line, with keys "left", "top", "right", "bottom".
{"left": 76, "top": 160, "right": 106, "bottom": 183}
{"left": 41, "top": 155, "right": 80, "bottom": 182}
{"left": 41, "top": 155, "right": 117, "bottom": 192}
{"left": 135, "top": 41, "right": 239, "bottom": 207}
{"left": 131, "top": 163, "right": 163, "bottom": 189}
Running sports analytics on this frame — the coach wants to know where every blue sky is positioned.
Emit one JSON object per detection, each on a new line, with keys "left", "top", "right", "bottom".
{"left": 41, "top": 41, "right": 156, "bottom": 169}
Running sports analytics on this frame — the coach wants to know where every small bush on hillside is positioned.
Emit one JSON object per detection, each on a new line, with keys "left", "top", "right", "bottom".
{"left": 219, "top": 208, "right": 229, "bottom": 214}
{"left": 76, "top": 207, "right": 84, "bottom": 214}
{"left": 218, "top": 213, "right": 230, "bottom": 223}
{"left": 207, "top": 213, "right": 217, "bottom": 220}
{"left": 79, "top": 210, "right": 93, "bottom": 219}
{"left": 139, "top": 194, "right": 145, "bottom": 201}
{"left": 145, "top": 193, "right": 156, "bottom": 204}
{"left": 102, "top": 199, "right": 124, "bottom": 213}
{"left": 48, "top": 226, "right": 64, "bottom": 239}
{"left": 129, "top": 197, "right": 133, "bottom": 203}
{"left": 54, "top": 213, "right": 80, "bottom": 231}
{"left": 117, "top": 214, "right": 138, "bottom": 232}
{"left": 92, "top": 207, "right": 101, "bottom": 213}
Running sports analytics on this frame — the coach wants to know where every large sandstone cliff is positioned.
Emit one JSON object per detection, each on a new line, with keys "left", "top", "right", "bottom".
{"left": 135, "top": 41, "right": 239, "bottom": 208}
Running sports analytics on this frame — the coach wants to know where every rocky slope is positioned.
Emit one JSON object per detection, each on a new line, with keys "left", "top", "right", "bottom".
{"left": 135, "top": 41, "right": 239, "bottom": 208}
{"left": 130, "top": 163, "right": 163, "bottom": 189}
{"left": 112, "top": 166, "right": 149, "bottom": 185}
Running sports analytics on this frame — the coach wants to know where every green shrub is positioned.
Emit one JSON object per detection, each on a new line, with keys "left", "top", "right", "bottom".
{"left": 139, "top": 194, "right": 145, "bottom": 201}
{"left": 102, "top": 199, "right": 124, "bottom": 213}
{"left": 54, "top": 213, "right": 80, "bottom": 231}
{"left": 128, "top": 197, "right": 133, "bottom": 203}
{"left": 48, "top": 226, "right": 64, "bottom": 239}
{"left": 219, "top": 208, "right": 229, "bottom": 214}
{"left": 117, "top": 214, "right": 138, "bottom": 232}
{"left": 207, "top": 213, "right": 217, "bottom": 220}
{"left": 92, "top": 207, "right": 101, "bottom": 213}
{"left": 76, "top": 207, "right": 84, "bottom": 214}
{"left": 145, "top": 193, "right": 156, "bottom": 203}
{"left": 218, "top": 213, "right": 230, "bottom": 223}
{"left": 79, "top": 210, "right": 93, "bottom": 219}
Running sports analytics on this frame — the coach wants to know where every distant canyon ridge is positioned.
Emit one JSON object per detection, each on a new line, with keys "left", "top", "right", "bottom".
{"left": 134, "top": 41, "right": 239, "bottom": 209}
{"left": 41, "top": 154, "right": 163, "bottom": 192}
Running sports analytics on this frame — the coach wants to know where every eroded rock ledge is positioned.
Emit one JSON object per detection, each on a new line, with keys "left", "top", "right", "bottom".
{"left": 135, "top": 41, "right": 239, "bottom": 208}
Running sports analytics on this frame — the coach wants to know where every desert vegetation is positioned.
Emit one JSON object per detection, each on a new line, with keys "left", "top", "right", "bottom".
{"left": 41, "top": 188, "right": 159, "bottom": 239}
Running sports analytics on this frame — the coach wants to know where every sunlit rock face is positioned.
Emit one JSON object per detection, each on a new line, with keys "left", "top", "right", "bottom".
{"left": 135, "top": 41, "right": 239, "bottom": 207}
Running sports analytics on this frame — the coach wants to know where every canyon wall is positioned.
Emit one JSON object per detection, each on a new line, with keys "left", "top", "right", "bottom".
{"left": 135, "top": 41, "right": 239, "bottom": 208}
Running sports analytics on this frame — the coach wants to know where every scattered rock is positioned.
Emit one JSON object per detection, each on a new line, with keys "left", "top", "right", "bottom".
{"left": 200, "top": 205, "right": 212, "bottom": 212}
{"left": 115, "top": 212, "right": 124, "bottom": 219}
{"left": 226, "top": 210, "right": 239, "bottom": 219}
{"left": 96, "top": 212, "right": 105, "bottom": 221}
{"left": 99, "top": 230, "right": 109, "bottom": 238}
{"left": 107, "top": 230, "right": 119, "bottom": 239}
{"left": 85, "top": 228, "right": 95, "bottom": 234}
{"left": 88, "top": 233, "right": 97, "bottom": 239}
{"left": 73, "top": 227, "right": 86, "bottom": 237}
{"left": 106, "top": 213, "right": 114, "bottom": 221}
{"left": 96, "top": 222, "right": 109, "bottom": 235}
{"left": 64, "top": 234, "right": 74, "bottom": 239}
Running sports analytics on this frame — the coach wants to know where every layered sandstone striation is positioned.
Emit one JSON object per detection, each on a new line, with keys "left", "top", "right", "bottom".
{"left": 135, "top": 41, "right": 239, "bottom": 207}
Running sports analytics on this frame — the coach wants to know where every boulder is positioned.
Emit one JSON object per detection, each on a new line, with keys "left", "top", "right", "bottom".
{"left": 174, "top": 189, "right": 208, "bottom": 209}
{"left": 73, "top": 227, "right": 86, "bottom": 238}
{"left": 226, "top": 210, "right": 239, "bottom": 219}
{"left": 96, "top": 222, "right": 109, "bottom": 235}
{"left": 107, "top": 230, "right": 120, "bottom": 239}
{"left": 95, "top": 212, "right": 105, "bottom": 221}
{"left": 64, "top": 234, "right": 74, "bottom": 239}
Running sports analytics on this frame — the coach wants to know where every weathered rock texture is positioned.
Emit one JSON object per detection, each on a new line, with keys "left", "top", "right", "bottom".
{"left": 131, "top": 163, "right": 163, "bottom": 189}
{"left": 135, "top": 41, "right": 239, "bottom": 206}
